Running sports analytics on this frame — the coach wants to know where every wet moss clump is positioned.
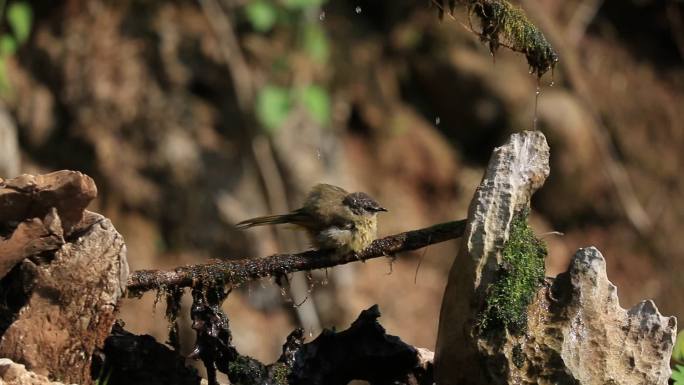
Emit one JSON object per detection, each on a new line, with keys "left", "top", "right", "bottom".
{"left": 227, "top": 355, "right": 267, "bottom": 384}
{"left": 270, "top": 362, "right": 291, "bottom": 385}
{"left": 478, "top": 208, "right": 546, "bottom": 335}
{"left": 471, "top": 0, "right": 558, "bottom": 77}
{"left": 432, "top": 0, "right": 558, "bottom": 78}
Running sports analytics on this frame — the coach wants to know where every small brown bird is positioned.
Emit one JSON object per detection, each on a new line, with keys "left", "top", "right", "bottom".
{"left": 236, "top": 184, "right": 387, "bottom": 254}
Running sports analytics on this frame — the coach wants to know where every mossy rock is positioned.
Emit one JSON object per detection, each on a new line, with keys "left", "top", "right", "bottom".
{"left": 477, "top": 208, "right": 547, "bottom": 335}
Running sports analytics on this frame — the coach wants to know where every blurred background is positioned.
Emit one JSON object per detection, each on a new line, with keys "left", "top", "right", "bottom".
{"left": 0, "top": 0, "right": 682, "bottom": 379}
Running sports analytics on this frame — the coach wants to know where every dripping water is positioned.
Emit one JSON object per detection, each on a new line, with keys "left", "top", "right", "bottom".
{"left": 533, "top": 79, "right": 541, "bottom": 131}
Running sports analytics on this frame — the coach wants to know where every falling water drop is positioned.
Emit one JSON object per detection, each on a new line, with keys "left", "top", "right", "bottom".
{"left": 435, "top": 116, "right": 441, "bottom": 125}
{"left": 533, "top": 83, "right": 541, "bottom": 131}
{"left": 319, "top": 11, "right": 326, "bottom": 21}
{"left": 280, "top": 286, "right": 292, "bottom": 303}
{"left": 355, "top": 5, "right": 362, "bottom": 14}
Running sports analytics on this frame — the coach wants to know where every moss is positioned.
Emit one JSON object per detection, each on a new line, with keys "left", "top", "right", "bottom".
{"left": 270, "top": 362, "right": 291, "bottom": 385}
{"left": 471, "top": 0, "right": 558, "bottom": 78}
{"left": 432, "top": 0, "right": 558, "bottom": 78}
{"left": 512, "top": 343, "right": 525, "bottom": 368}
{"left": 227, "top": 355, "right": 267, "bottom": 384}
{"left": 478, "top": 208, "right": 547, "bottom": 335}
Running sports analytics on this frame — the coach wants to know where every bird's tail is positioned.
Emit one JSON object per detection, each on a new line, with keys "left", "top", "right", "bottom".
{"left": 235, "top": 213, "right": 296, "bottom": 229}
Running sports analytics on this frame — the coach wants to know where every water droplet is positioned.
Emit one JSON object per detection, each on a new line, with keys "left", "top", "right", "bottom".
{"left": 550, "top": 81, "right": 555, "bottom": 87}
{"left": 355, "top": 6, "right": 362, "bottom": 14}
{"left": 319, "top": 11, "right": 326, "bottom": 21}
{"left": 316, "top": 148, "right": 322, "bottom": 159}
{"left": 435, "top": 116, "right": 441, "bottom": 125}
{"left": 309, "top": 330, "right": 313, "bottom": 338}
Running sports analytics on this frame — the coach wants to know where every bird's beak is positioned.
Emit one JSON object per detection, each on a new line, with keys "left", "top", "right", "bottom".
{"left": 377, "top": 207, "right": 388, "bottom": 212}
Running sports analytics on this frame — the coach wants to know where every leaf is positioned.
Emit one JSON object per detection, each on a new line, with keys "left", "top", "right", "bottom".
{"left": 302, "top": 23, "right": 329, "bottom": 64}
{"left": 672, "top": 364, "right": 684, "bottom": 384}
{"left": 298, "top": 84, "right": 330, "bottom": 126}
{"left": 674, "top": 330, "right": 684, "bottom": 363}
{"left": 256, "top": 85, "right": 291, "bottom": 133}
{"left": 7, "top": 2, "right": 33, "bottom": 44}
{"left": 0, "top": 36, "right": 17, "bottom": 56}
{"left": 244, "top": 1, "right": 277, "bottom": 33}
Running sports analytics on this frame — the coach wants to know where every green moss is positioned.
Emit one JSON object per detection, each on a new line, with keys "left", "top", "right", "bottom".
{"left": 478, "top": 209, "right": 546, "bottom": 335}
{"left": 227, "top": 357, "right": 291, "bottom": 385}
{"left": 512, "top": 343, "right": 525, "bottom": 368}
{"left": 471, "top": 0, "right": 558, "bottom": 77}
{"left": 228, "top": 355, "right": 267, "bottom": 384}
{"left": 270, "top": 362, "right": 291, "bottom": 385}
{"left": 433, "top": 0, "right": 558, "bottom": 77}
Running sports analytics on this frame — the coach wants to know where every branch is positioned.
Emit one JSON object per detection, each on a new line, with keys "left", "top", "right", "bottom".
{"left": 127, "top": 219, "right": 467, "bottom": 294}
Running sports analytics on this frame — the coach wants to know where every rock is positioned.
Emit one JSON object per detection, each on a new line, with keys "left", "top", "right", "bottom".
{"left": 0, "top": 170, "right": 128, "bottom": 384}
{"left": 434, "top": 131, "right": 676, "bottom": 384}
{"left": 544, "top": 247, "right": 676, "bottom": 385}
{"left": 0, "top": 171, "right": 97, "bottom": 235}
{"left": 435, "top": 130, "right": 550, "bottom": 385}
{"left": 0, "top": 208, "right": 65, "bottom": 278}
{"left": 0, "top": 358, "right": 71, "bottom": 385}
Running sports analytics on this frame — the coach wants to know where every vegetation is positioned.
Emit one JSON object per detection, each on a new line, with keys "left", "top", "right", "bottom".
{"left": 478, "top": 208, "right": 547, "bottom": 334}
{"left": 243, "top": 0, "right": 331, "bottom": 134}
{"left": 434, "top": 0, "right": 558, "bottom": 77}
{"left": 672, "top": 330, "right": 684, "bottom": 384}
{"left": 0, "top": 0, "right": 32, "bottom": 92}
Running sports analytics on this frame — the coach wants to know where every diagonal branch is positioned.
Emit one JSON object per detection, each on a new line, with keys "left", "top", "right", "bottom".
{"left": 127, "top": 219, "right": 467, "bottom": 294}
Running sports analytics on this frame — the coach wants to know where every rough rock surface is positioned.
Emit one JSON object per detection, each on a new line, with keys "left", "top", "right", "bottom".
{"left": 0, "top": 208, "right": 64, "bottom": 278}
{"left": 0, "top": 358, "right": 70, "bottom": 385}
{"left": 0, "top": 172, "right": 128, "bottom": 384}
{"left": 544, "top": 247, "right": 676, "bottom": 385}
{"left": 0, "top": 171, "right": 97, "bottom": 235}
{"left": 435, "top": 130, "right": 550, "bottom": 384}
{"left": 434, "top": 131, "right": 676, "bottom": 385}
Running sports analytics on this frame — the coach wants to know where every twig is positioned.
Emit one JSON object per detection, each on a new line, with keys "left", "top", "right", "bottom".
{"left": 429, "top": 0, "right": 521, "bottom": 54}
{"left": 127, "top": 219, "right": 467, "bottom": 294}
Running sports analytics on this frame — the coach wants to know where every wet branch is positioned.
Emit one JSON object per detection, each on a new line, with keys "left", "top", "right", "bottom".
{"left": 127, "top": 219, "right": 467, "bottom": 294}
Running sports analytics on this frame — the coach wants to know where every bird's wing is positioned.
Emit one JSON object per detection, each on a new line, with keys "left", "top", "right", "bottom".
{"left": 300, "top": 184, "right": 352, "bottom": 229}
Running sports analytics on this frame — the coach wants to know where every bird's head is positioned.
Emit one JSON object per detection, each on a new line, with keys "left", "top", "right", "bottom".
{"left": 343, "top": 192, "right": 387, "bottom": 216}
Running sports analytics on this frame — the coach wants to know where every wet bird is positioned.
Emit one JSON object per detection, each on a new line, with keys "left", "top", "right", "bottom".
{"left": 236, "top": 184, "right": 387, "bottom": 254}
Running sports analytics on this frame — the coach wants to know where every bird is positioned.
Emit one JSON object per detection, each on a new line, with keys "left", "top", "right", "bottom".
{"left": 236, "top": 184, "right": 387, "bottom": 254}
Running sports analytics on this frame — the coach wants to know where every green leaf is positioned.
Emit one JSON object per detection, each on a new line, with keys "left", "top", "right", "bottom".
{"left": 672, "top": 364, "right": 684, "bottom": 384}
{"left": 298, "top": 84, "right": 330, "bottom": 126}
{"left": 0, "top": 36, "right": 17, "bottom": 56}
{"left": 256, "top": 85, "right": 291, "bottom": 133}
{"left": 674, "top": 330, "right": 684, "bottom": 363}
{"left": 7, "top": 2, "right": 33, "bottom": 44}
{"left": 282, "top": 0, "right": 325, "bottom": 10}
{"left": 302, "top": 23, "right": 329, "bottom": 64}
{"left": 244, "top": 1, "right": 277, "bottom": 33}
